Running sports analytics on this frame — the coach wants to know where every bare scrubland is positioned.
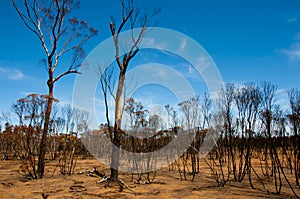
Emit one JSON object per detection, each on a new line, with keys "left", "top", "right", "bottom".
{"left": 0, "top": 156, "right": 298, "bottom": 199}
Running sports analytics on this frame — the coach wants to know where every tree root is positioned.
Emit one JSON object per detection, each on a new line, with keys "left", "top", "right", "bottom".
{"left": 97, "top": 177, "right": 137, "bottom": 194}
{"left": 78, "top": 167, "right": 137, "bottom": 194}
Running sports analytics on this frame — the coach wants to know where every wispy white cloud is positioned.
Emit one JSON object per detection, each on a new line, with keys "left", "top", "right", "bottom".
{"left": 287, "top": 17, "right": 298, "bottom": 23}
{"left": 179, "top": 38, "right": 187, "bottom": 53}
{"left": 143, "top": 37, "right": 155, "bottom": 46}
{"left": 281, "top": 32, "right": 300, "bottom": 60}
{"left": 281, "top": 43, "right": 300, "bottom": 60}
{"left": 10, "top": 70, "right": 25, "bottom": 80}
{"left": 0, "top": 67, "right": 26, "bottom": 80}
{"left": 142, "top": 37, "right": 167, "bottom": 49}
{"left": 196, "top": 54, "right": 211, "bottom": 72}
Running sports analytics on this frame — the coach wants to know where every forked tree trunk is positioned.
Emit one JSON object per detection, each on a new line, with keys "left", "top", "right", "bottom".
{"left": 11, "top": 0, "right": 97, "bottom": 179}
{"left": 106, "top": 0, "right": 158, "bottom": 182}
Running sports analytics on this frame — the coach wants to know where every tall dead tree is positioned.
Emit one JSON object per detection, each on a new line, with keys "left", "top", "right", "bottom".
{"left": 287, "top": 88, "right": 300, "bottom": 187}
{"left": 221, "top": 83, "right": 236, "bottom": 181}
{"left": 165, "top": 104, "right": 179, "bottom": 129}
{"left": 259, "top": 81, "right": 276, "bottom": 181}
{"left": 11, "top": 0, "right": 97, "bottom": 178}
{"left": 200, "top": 92, "right": 212, "bottom": 130}
{"left": 104, "top": 0, "right": 159, "bottom": 182}
{"left": 178, "top": 97, "right": 200, "bottom": 181}
{"left": 235, "top": 83, "right": 261, "bottom": 186}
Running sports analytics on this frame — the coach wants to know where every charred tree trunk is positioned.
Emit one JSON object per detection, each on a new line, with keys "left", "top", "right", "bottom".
{"left": 38, "top": 76, "right": 54, "bottom": 178}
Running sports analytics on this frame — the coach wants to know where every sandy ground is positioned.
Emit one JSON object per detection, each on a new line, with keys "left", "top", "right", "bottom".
{"left": 0, "top": 158, "right": 297, "bottom": 199}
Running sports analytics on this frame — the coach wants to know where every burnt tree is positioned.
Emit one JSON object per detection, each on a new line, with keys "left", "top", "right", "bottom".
{"left": 11, "top": 0, "right": 97, "bottom": 178}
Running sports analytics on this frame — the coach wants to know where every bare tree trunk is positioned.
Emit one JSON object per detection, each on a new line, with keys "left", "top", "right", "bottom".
{"left": 110, "top": 73, "right": 125, "bottom": 181}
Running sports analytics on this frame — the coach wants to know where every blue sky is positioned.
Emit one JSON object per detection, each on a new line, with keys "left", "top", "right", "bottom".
{"left": 0, "top": 0, "right": 300, "bottom": 123}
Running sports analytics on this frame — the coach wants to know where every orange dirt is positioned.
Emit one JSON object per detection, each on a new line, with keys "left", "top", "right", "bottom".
{"left": 0, "top": 158, "right": 297, "bottom": 199}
